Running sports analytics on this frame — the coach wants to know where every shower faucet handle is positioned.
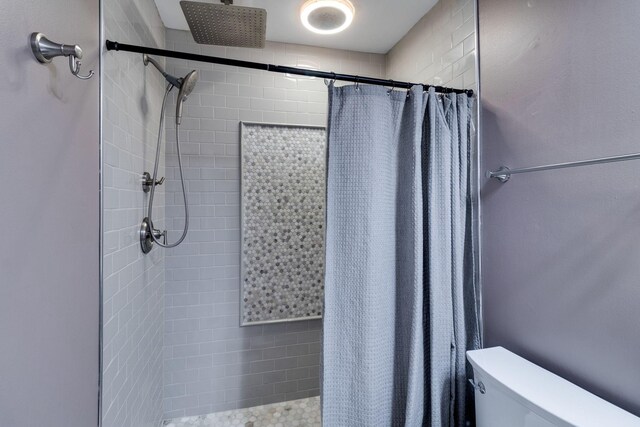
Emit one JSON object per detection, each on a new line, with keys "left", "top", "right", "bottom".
{"left": 152, "top": 228, "right": 167, "bottom": 245}
{"left": 142, "top": 172, "right": 165, "bottom": 193}
{"left": 140, "top": 218, "right": 167, "bottom": 253}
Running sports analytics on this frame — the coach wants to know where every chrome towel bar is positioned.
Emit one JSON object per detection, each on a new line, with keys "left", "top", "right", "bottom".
{"left": 487, "top": 152, "right": 640, "bottom": 182}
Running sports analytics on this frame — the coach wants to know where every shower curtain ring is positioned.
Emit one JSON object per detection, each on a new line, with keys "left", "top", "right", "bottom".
{"left": 355, "top": 76, "right": 360, "bottom": 91}
{"left": 325, "top": 72, "right": 336, "bottom": 86}
{"left": 387, "top": 80, "right": 395, "bottom": 96}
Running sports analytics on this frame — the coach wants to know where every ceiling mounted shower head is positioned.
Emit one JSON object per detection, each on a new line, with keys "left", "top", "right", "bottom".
{"left": 180, "top": 1, "right": 267, "bottom": 48}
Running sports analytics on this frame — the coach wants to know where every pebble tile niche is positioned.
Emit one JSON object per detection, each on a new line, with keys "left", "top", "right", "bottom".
{"left": 240, "top": 122, "right": 326, "bottom": 325}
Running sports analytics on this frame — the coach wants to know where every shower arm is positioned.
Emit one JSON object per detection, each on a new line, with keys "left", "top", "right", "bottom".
{"left": 143, "top": 54, "right": 181, "bottom": 87}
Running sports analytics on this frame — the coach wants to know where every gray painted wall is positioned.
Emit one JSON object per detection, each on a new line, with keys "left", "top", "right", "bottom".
{"left": 0, "top": 1, "right": 99, "bottom": 426}
{"left": 479, "top": 0, "right": 640, "bottom": 415}
{"left": 101, "top": 0, "right": 167, "bottom": 425}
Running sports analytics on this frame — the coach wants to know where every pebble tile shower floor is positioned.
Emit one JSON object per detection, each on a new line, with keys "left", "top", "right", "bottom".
{"left": 163, "top": 396, "right": 320, "bottom": 427}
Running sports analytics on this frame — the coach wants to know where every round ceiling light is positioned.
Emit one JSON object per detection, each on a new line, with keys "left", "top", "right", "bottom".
{"left": 300, "top": 0, "right": 355, "bottom": 35}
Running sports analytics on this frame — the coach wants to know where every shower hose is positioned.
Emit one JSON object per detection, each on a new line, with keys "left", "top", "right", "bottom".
{"left": 147, "top": 84, "right": 189, "bottom": 248}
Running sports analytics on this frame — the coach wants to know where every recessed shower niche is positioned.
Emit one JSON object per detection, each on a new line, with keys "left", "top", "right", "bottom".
{"left": 240, "top": 122, "right": 326, "bottom": 325}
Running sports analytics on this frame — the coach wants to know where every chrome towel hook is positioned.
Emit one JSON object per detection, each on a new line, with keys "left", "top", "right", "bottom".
{"left": 30, "top": 32, "right": 94, "bottom": 80}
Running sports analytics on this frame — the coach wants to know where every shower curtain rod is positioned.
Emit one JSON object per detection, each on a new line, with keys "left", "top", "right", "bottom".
{"left": 105, "top": 40, "right": 474, "bottom": 96}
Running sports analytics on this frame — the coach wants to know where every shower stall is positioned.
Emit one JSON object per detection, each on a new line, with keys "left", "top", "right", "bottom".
{"left": 100, "top": 0, "right": 479, "bottom": 426}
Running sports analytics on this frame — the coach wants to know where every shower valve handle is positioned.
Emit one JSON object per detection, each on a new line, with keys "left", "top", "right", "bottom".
{"left": 152, "top": 228, "right": 167, "bottom": 245}
{"left": 142, "top": 172, "right": 164, "bottom": 193}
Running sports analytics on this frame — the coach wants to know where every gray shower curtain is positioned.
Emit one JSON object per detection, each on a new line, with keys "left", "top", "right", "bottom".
{"left": 322, "top": 85, "right": 479, "bottom": 427}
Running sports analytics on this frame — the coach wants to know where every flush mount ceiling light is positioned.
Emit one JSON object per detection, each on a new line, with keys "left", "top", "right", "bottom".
{"left": 300, "top": 0, "right": 355, "bottom": 35}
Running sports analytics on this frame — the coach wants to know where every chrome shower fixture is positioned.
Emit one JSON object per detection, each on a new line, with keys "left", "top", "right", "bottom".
{"left": 143, "top": 54, "right": 198, "bottom": 125}
{"left": 141, "top": 55, "right": 197, "bottom": 253}
{"left": 143, "top": 54, "right": 181, "bottom": 87}
{"left": 140, "top": 217, "right": 166, "bottom": 254}
{"left": 180, "top": 0, "right": 267, "bottom": 48}
{"left": 176, "top": 69, "right": 198, "bottom": 125}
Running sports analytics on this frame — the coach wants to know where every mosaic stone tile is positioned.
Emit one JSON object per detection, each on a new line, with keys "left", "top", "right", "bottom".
{"left": 240, "top": 123, "right": 326, "bottom": 324}
{"left": 163, "top": 396, "right": 321, "bottom": 427}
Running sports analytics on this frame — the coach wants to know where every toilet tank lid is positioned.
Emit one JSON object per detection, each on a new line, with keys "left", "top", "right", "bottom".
{"left": 466, "top": 347, "right": 640, "bottom": 427}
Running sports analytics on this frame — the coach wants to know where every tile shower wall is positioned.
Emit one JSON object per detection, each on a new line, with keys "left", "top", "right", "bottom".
{"left": 162, "top": 28, "right": 386, "bottom": 418}
{"left": 386, "top": 0, "right": 477, "bottom": 92}
{"left": 102, "top": 0, "right": 166, "bottom": 425}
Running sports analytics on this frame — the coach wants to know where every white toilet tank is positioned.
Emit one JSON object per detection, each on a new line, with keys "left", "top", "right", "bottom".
{"left": 467, "top": 346, "right": 640, "bottom": 427}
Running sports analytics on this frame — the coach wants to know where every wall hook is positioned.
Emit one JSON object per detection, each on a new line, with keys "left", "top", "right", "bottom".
{"left": 68, "top": 55, "right": 94, "bottom": 80}
{"left": 30, "top": 32, "right": 94, "bottom": 80}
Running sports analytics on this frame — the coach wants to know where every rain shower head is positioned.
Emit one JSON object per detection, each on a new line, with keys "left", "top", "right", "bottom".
{"left": 180, "top": 0, "right": 267, "bottom": 48}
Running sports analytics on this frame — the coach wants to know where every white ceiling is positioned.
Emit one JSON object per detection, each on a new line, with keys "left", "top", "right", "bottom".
{"left": 153, "top": 0, "right": 438, "bottom": 54}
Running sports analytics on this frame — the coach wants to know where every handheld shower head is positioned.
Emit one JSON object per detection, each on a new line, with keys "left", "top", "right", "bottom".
{"left": 143, "top": 54, "right": 198, "bottom": 125}
{"left": 176, "top": 70, "right": 198, "bottom": 125}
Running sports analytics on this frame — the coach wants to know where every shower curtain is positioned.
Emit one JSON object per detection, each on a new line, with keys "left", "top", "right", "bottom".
{"left": 322, "top": 85, "right": 479, "bottom": 427}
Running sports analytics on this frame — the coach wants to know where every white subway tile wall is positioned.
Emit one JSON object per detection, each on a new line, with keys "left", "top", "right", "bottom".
{"left": 386, "top": 0, "right": 477, "bottom": 92}
{"left": 161, "top": 29, "right": 386, "bottom": 418}
{"left": 102, "top": 0, "right": 167, "bottom": 425}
